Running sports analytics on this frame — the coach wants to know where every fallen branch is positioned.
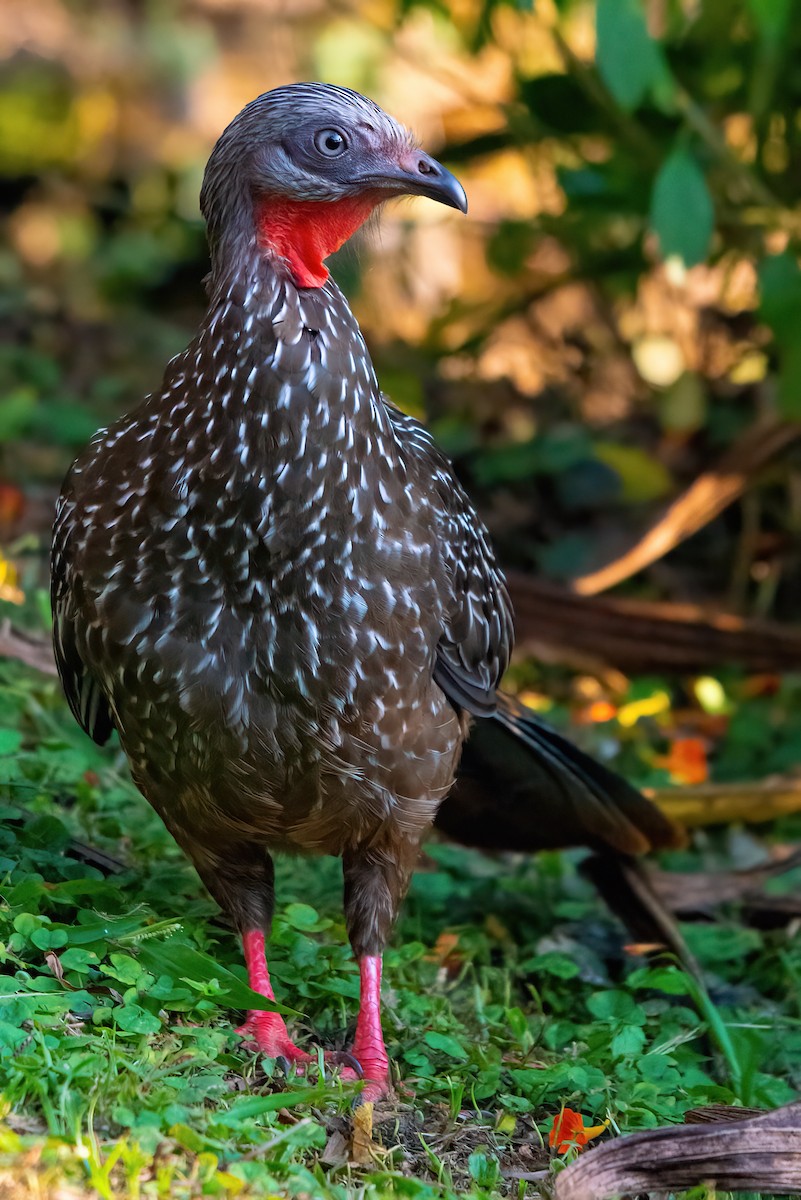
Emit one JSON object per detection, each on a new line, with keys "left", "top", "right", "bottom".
{"left": 0, "top": 619, "right": 58, "bottom": 677}
{"left": 648, "top": 846, "right": 801, "bottom": 913}
{"left": 649, "top": 777, "right": 801, "bottom": 828}
{"left": 554, "top": 1100, "right": 801, "bottom": 1199}
{"left": 508, "top": 573, "right": 801, "bottom": 673}
{"left": 571, "top": 419, "right": 801, "bottom": 596}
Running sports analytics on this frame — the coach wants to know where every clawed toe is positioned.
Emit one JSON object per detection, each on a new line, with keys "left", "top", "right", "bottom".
{"left": 325, "top": 1049, "right": 364, "bottom": 1078}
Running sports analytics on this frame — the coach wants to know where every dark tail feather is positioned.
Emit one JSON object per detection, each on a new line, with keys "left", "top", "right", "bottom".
{"left": 435, "top": 692, "right": 683, "bottom": 855}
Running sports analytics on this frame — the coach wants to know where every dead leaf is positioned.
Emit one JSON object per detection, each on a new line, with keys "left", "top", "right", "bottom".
{"left": 554, "top": 1099, "right": 801, "bottom": 1199}
{"left": 43, "top": 952, "right": 65, "bottom": 985}
{"left": 350, "top": 1102, "right": 376, "bottom": 1165}
{"left": 321, "top": 1129, "right": 349, "bottom": 1165}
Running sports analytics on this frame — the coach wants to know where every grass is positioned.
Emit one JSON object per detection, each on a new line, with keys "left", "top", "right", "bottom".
{"left": 1, "top": 607, "right": 801, "bottom": 1197}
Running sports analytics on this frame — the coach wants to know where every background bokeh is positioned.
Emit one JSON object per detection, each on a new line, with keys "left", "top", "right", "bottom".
{"left": 2, "top": 0, "right": 801, "bottom": 619}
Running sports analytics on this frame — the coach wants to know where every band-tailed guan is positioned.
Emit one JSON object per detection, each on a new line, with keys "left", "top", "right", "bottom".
{"left": 52, "top": 84, "right": 679, "bottom": 1101}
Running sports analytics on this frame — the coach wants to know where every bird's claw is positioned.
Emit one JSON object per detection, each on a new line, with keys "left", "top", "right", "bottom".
{"left": 326, "top": 1049, "right": 364, "bottom": 1078}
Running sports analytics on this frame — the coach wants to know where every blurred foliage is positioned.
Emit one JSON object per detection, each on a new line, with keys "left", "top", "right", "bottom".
{"left": 3, "top": 0, "right": 801, "bottom": 613}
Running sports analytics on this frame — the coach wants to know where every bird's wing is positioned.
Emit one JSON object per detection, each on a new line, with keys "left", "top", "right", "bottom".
{"left": 386, "top": 402, "right": 514, "bottom": 716}
{"left": 51, "top": 489, "right": 114, "bottom": 746}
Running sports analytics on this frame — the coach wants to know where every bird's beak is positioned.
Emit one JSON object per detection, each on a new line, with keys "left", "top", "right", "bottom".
{"left": 361, "top": 149, "right": 468, "bottom": 213}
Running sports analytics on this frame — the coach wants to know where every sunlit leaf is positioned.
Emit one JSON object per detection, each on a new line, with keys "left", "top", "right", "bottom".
{"left": 593, "top": 442, "right": 673, "bottom": 503}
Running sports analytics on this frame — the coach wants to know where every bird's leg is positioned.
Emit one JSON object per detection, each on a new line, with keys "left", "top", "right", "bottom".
{"left": 347, "top": 954, "right": 389, "bottom": 1100}
{"left": 187, "top": 841, "right": 310, "bottom": 1067}
{"left": 237, "top": 927, "right": 311, "bottom": 1065}
{"left": 342, "top": 844, "right": 415, "bottom": 1100}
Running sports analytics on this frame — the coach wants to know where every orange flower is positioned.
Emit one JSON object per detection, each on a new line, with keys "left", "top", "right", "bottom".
{"left": 424, "top": 931, "right": 462, "bottom": 970}
{"left": 657, "top": 737, "right": 708, "bottom": 785}
{"left": 548, "top": 1108, "right": 610, "bottom": 1154}
{"left": 587, "top": 701, "right": 617, "bottom": 724}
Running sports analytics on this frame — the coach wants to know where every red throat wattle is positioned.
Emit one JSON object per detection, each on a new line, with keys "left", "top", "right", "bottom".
{"left": 255, "top": 194, "right": 380, "bottom": 289}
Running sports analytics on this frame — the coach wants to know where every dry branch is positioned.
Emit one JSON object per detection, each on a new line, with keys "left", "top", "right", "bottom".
{"left": 508, "top": 572, "right": 801, "bottom": 673}
{"left": 650, "top": 778, "right": 801, "bottom": 827}
{"left": 648, "top": 847, "right": 801, "bottom": 913}
{"left": 571, "top": 420, "right": 801, "bottom": 596}
{"left": 0, "top": 619, "right": 58, "bottom": 677}
{"left": 554, "top": 1100, "right": 801, "bottom": 1199}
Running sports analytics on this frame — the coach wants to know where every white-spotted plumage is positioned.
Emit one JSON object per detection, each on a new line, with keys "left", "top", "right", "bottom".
{"left": 51, "top": 83, "right": 518, "bottom": 964}
{"left": 52, "top": 226, "right": 512, "bottom": 946}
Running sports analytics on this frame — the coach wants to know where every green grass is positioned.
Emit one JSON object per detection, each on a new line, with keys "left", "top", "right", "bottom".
{"left": 1, "top": 630, "right": 800, "bottom": 1197}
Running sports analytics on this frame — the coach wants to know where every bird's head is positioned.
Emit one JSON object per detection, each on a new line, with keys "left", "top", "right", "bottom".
{"left": 200, "top": 83, "right": 467, "bottom": 288}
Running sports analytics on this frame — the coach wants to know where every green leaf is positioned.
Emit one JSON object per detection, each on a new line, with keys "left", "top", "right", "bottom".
{"left": 112, "top": 1003, "right": 163, "bottom": 1034}
{"left": 593, "top": 442, "right": 673, "bottom": 503}
{"left": 650, "top": 149, "right": 714, "bottom": 267}
{"left": 58, "top": 948, "right": 98, "bottom": 973}
{"left": 746, "top": 0, "right": 792, "bottom": 40}
{"left": 283, "top": 903, "right": 323, "bottom": 931}
{"left": 134, "top": 937, "right": 297, "bottom": 1016}
{"left": 0, "top": 389, "right": 36, "bottom": 439}
{"left": 468, "top": 1150, "right": 501, "bottom": 1187}
{"left": 30, "top": 927, "right": 68, "bottom": 950}
{"left": 774, "top": 341, "right": 801, "bottom": 417}
{"left": 611, "top": 1025, "right": 647, "bottom": 1059}
{"left": 596, "top": 0, "right": 672, "bottom": 111}
{"left": 423, "top": 1030, "right": 469, "bottom": 1060}
{"left": 216, "top": 1088, "right": 324, "bottom": 1126}
{"left": 587, "top": 990, "right": 645, "bottom": 1024}
{"left": 0, "top": 729, "right": 22, "bottom": 755}
{"left": 628, "top": 965, "right": 693, "bottom": 995}
{"left": 759, "top": 252, "right": 801, "bottom": 341}
{"left": 525, "top": 951, "right": 580, "bottom": 980}
{"left": 758, "top": 254, "right": 801, "bottom": 416}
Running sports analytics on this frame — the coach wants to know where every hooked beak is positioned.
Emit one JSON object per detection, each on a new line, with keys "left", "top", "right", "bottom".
{"left": 360, "top": 149, "right": 468, "bottom": 213}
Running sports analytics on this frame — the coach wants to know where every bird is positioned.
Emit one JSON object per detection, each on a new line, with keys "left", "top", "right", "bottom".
{"left": 51, "top": 83, "right": 680, "bottom": 1103}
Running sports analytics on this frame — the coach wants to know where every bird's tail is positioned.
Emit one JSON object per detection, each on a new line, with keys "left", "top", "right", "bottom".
{"left": 435, "top": 691, "right": 682, "bottom": 855}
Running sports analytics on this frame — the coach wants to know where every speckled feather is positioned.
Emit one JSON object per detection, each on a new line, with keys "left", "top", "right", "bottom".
{"left": 52, "top": 235, "right": 512, "bottom": 950}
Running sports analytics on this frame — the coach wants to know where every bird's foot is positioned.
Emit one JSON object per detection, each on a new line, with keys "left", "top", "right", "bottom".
{"left": 342, "top": 1061, "right": 390, "bottom": 1103}
{"left": 236, "top": 1011, "right": 312, "bottom": 1069}
{"left": 237, "top": 1013, "right": 373, "bottom": 1086}
{"left": 338, "top": 1039, "right": 390, "bottom": 1102}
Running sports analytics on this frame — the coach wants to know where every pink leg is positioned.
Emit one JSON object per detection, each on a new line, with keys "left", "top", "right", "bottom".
{"left": 341, "top": 955, "right": 391, "bottom": 1101}
{"left": 236, "top": 930, "right": 311, "bottom": 1065}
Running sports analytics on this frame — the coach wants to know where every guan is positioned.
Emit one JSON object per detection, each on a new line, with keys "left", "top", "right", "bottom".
{"left": 52, "top": 84, "right": 678, "bottom": 1101}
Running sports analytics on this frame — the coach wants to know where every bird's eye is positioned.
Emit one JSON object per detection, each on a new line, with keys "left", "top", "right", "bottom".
{"left": 314, "top": 128, "right": 348, "bottom": 158}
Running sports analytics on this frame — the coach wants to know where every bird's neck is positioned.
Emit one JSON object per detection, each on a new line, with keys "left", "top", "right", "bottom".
{"left": 254, "top": 194, "right": 379, "bottom": 289}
